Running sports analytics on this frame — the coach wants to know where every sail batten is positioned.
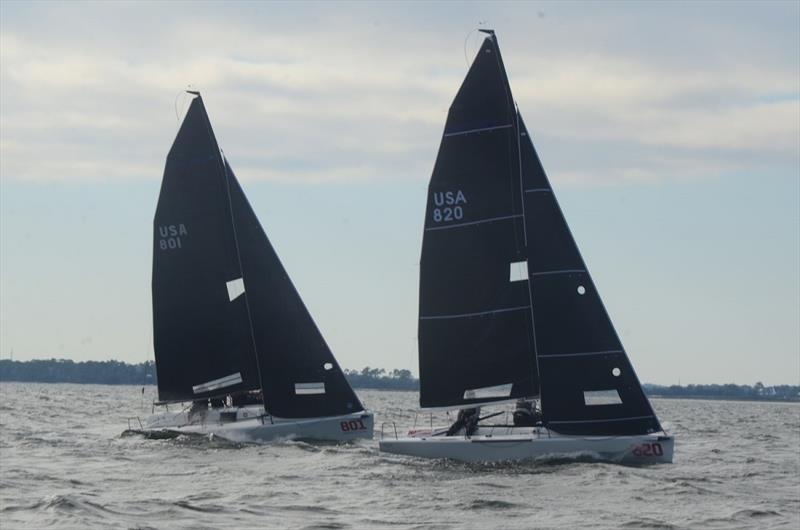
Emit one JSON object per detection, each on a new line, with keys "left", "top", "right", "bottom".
{"left": 424, "top": 214, "right": 523, "bottom": 232}
{"left": 443, "top": 123, "right": 514, "bottom": 137}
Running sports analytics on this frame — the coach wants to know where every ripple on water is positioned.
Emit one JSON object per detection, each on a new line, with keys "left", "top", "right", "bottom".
{"left": 461, "top": 499, "right": 519, "bottom": 510}
{"left": 620, "top": 517, "right": 677, "bottom": 529}
{"left": 173, "top": 499, "right": 227, "bottom": 513}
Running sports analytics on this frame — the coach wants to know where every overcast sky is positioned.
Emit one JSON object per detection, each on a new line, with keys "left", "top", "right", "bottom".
{"left": 1, "top": 1, "right": 798, "bottom": 385}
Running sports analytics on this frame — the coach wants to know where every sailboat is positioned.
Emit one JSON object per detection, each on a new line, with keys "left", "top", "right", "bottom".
{"left": 379, "top": 32, "right": 673, "bottom": 463}
{"left": 140, "top": 92, "right": 373, "bottom": 442}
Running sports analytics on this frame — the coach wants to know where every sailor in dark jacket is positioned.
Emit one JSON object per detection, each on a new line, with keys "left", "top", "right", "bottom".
{"left": 447, "top": 407, "right": 481, "bottom": 436}
{"left": 513, "top": 399, "right": 542, "bottom": 427}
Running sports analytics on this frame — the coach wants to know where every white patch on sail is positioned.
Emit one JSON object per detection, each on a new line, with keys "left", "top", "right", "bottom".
{"left": 509, "top": 261, "right": 528, "bottom": 282}
{"left": 192, "top": 372, "right": 243, "bottom": 394}
{"left": 295, "top": 382, "right": 326, "bottom": 395}
{"left": 226, "top": 278, "right": 245, "bottom": 301}
{"left": 583, "top": 390, "right": 623, "bottom": 406}
{"left": 463, "top": 383, "right": 513, "bottom": 400}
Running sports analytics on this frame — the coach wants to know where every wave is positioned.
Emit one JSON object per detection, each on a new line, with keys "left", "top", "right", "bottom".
{"left": 460, "top": 499, "right": 519, "bottom": 510}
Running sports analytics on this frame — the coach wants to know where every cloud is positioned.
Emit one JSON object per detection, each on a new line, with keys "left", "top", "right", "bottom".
{"left": 0, "top": 2, "right": 797, "bottom": 186}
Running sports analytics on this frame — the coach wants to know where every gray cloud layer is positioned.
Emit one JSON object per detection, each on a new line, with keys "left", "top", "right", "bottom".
{"left": 2, "top": 1, "right": 797, "bottom": 186}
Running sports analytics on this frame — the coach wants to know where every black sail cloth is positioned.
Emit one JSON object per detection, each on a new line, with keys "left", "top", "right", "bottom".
{"left": 419, "top": 35, "right": 538, "bottom": 409}
{"left": 152, "top": 95, "right": 363, "bottom": 417}
{"left": 419, "top": 33, "right": 662, "bottom": 435}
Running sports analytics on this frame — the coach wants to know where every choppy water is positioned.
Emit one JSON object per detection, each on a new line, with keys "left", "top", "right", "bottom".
{"left": 0, "top": 383, "right": 798, "bottom": 529}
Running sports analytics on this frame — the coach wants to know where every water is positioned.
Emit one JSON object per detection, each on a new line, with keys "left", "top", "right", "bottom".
{"left": 0, "top": 383, "right": 798, "bottom": 529}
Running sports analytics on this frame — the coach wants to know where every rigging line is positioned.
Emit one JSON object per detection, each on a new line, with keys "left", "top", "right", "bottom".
{"left": 530, "top": 269, "right": 587, "bottom": 277}
{"left": 516, "top": 108, "right": 541, "bottom": 407}
{"left": 463, "top": 28, "right": 480, "bottom": 69}
{"left": 538, "top": 350, "right": 623, "bottom": 359}
{"left": 515, "top": 108, "right": 528, "bottom": 247}
{"left": 548, "top": 415, "right": 655, "bottom": 425}
{"left": 174, "top": 91, "right": 182, "bottom": 123}
{"left": 220, "top": 153, "right": 268, "bottom": 409}
{"left": 443, "top": 123, "right": 513, "bottom": 137}
{"left": 141, "top": 327, "right": 153, "bottom": 409}
{"left": 196, "top": 97, "right": 268, "bottom": 409}
{"left": 175, "top": 85, "right": 197, "bottom": 125}
{"left": 487, "top": 35, "right": 539, "bottom": 405}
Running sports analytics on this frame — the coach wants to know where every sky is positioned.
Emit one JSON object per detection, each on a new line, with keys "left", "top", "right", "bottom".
{"left": 1, "top": 1, "right": 798, "bottom": 385}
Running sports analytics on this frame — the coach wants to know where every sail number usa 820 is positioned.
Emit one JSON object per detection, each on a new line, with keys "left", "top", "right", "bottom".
{"left": 631, "top": 442, "right": 664, "bottom": 457}
{"left": 432, "top": 190, "right": 467, "bottom": 223}
{"left": 158, "top": 224, "right": 187, "bottom": 250}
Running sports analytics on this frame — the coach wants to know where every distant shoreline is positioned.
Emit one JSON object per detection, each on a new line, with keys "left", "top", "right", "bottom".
{"left": 1, "top": 359, "right": 798, "bottom": 402}
{"left": 647, "top": 394, "right": 799, "bottom": 404}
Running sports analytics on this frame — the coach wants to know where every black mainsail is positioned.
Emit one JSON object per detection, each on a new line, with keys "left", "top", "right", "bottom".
{"left": 419, "top": 34, "right": 538, "bottom": 409}
{"left": 419, "top": 32, "right": 662, "bottom": 436}
{"left": 152, "top": 94, "right": 363, "bottom": 417}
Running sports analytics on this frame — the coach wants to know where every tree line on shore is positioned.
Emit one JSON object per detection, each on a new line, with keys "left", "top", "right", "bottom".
{"left": 0, "top": 359, "right": 797, "bottom": 401}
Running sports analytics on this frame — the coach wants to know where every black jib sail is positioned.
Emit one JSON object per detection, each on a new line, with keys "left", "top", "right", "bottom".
{"left": 418, "top": 33, "right": 538, "bottom": 409}
{"left": 420, "top": 32, "right": 662, "bottom": 435}
{"left": 152, "top": 94, "right": 363, "bottom": 418}
{"left": 224, "top": 161, "right": 363, "bottom": 418}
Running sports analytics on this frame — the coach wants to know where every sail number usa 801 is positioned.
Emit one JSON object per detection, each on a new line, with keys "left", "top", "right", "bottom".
{"left": 158, "top": 224, "right": 187, "bottom": 250}
{"left": 340, "top": 419, "right": 368, "bottom": 432}
{"left": 432, "top": 190, "right": 467, "bottom": 223}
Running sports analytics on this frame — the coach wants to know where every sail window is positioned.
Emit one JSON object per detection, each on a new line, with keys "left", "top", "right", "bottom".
{"left": 295, "top": 382, "right": 326, "bottom": 395}
{"left": 612, "top": 367, "right": 621, "bottom": 377}
{"left": 509, "top": 261, "right": 528, "bottom": 282}
{"left": 577, "top": 285, "right": 586, "bottom": 295}
{"left": 584, "top": 390, "right": 623, "bottom": 406}
{"left": 323, "top": 363, "right": 333, "bottom": 371}
{"left": 226, "top": 278, "right": 245, "bottom": 301}
{"left": 463, "top": 383, "right": 512, "bottom": 400}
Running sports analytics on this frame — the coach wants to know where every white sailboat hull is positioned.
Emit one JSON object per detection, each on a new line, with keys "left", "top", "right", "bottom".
{"left": 136, "top": 406, "right": 373, "bottom": 443}
{"left": 380, "top": 427, "right": 673, "bottom": 464}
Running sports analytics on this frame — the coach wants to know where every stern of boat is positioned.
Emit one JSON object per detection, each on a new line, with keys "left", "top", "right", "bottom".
{"left": 621, "top": 433, "right": 674, "bottom": 465}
